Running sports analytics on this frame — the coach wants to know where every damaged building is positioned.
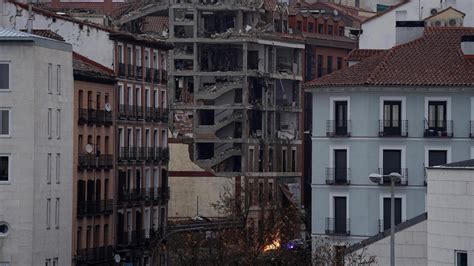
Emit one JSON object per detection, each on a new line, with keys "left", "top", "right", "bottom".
{"left": 117, "top": 0, "right": 305, "bottom": 224}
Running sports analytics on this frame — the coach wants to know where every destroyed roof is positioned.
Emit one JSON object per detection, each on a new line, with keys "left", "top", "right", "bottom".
{"left": 73, "top": 52, "right": 115, "bottom": 83}
{"left": 291, "top": 1, "right": 372, "bottom": 22}
{"left": 109, "top": 32, "right": 173, "bottom": 49}
{"left": 346, "top": 49, "right": 386, "bottom": 61}
{"left": 143, "top": 16, "right": 169, "bottom": 34}
{"left": 304, "top": 27, "right": 474, "bottom": 88}
{"left": 20, "top": 29, "right": 65, "bottom": 42}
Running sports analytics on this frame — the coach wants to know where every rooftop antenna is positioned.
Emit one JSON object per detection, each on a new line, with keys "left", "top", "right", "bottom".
{"left": 26, "top": 0, "right": 34, "bottom": 33}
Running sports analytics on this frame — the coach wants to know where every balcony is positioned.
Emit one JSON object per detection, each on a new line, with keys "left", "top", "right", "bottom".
{"left": 136, "top": 106, "right": 144, "bottom": 120}
{"left": 118, "top": 147, "right": 130, "bottom": 161}
{"left": 78, "top": 109, "right": 112, "bottom": 126}
{"left": 76, "top": 246, "right": 114, "bottom": 264}
{"left": 153, "top": 69, "right": 160, "bottom": 84}
{"left": 78, "top": 154, "right": 113, "bottom": 170}
{"left": 378, "top": 120, "right": 408, "bottom": 137}
{"left": 423, "top": 120, "right": 453, "bottom": 137}
{"left": 118, "top": 104, "right": 127, "bottom": 119}
{"left": 145, "top": 67, "right": 152, "bottom": 82}
{"left": 136, "top": 66, "right": 143, "bottom": 80}
{"left": 471, "top": 121, "right": 474, "bottom": 138}
{"left": 326, "top": 120, "right": 350, "bottom": 137}
{"left": 325, "top": 168, "right": 350, "bottom": 185}
{"left": 77, "top": 200, "right": 113, "bottom": 217}
{"left": 161, "top": 108, "right": 169, "bottom": 123}
{"left": 96, "top": 110, "right": 113, "bottom": 126}
{"left": 127, "top": 64, "right": 134, "bottom": 78}
{"left": 160, "top": 69, "right": 168, "bottom": 84}
{"left": 119, "top": 187, "right": 163, "bottom": 203}
{"left": 376, "top": 168, "right": 408, "bottom": 185}
{"left": 117, "top": 229, "right": 159, "bottom": 247}
{"left": 127, "top": 105, "right": 137, "bottom": 119}
{"left": 325, "top": 218, "right": 350, "bottom": 235}
{"left": 118, "top": 63, "right": 126, "bottom": 77}
{"left": 161, "top": 147, "right": 170, "bottom": 163}
{"left": 162, "top": 186, "right": 170, "bottom": 200}
{"left": 145, "top": 107, "right": 154, "bottom": 121}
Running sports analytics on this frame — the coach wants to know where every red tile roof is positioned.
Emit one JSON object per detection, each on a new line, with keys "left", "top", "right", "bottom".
{"left": 346, "top": 48, "right": 386, "bottom": 61}
{"left": 304, "top": 27, "right": 474, "bottom": 88}
{"left": 73, "top": 52, "right": 115, "bottom": 79}
{"left": 143, "top": 16, "right": 169, "bottom": 34}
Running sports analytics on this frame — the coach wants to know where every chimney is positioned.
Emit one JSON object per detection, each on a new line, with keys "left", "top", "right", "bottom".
{"left": 461, "top": 36, "right": 474, "bottom": 58}
{"left": 396, "top": 21, "right": 425, "bottom": 45}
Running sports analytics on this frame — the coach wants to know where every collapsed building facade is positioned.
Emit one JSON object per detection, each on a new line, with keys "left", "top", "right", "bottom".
{"left": 118, "top": 0, "right": 305, "bottom": 225}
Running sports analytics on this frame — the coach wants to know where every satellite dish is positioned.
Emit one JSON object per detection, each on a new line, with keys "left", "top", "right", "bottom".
{"left": 114, "top": 254, "right": 121, "bottom": 263}
{"left": 105, "top": 103, "right": 112, "bottom": 112}
{"left": 430, "top": 8, "right": 438, "bottom": 15}
{"left": 85, "top": 144, "right": 93, "bottom": 154}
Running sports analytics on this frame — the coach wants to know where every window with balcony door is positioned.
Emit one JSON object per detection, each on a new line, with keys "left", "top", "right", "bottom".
{"left": 334, "top": 101, "right": 348, "bottom": 136}
{"left": 327, "top": 56, "right": 333, "bottom": 74}
{"left": 333, "top": 149, "right": 347, "bottom": 184}
{"left": 382, "top": 197, "right": 402, "bottom": 231}
{"left": 426, "top": 101, "right": 448, "bottom": 135}
{"left": 381, "top": 149, "right": 405, "bottom": 184}
{"left": 456, "top": 251, "right": 468, "bottom": 266}
{"left": 332, "top": 196, "right": 348, "bottom": 235}
{"left": 0, "top": 63, "right": 10, "bottom": 90}
{"left": 308, "top": 22, "right": 314, "bottom": 33}
{"left": 382, "top": 101, "right": 402, "bottom": 136}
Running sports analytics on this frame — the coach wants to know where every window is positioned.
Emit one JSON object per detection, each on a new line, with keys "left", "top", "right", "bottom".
{"left": 145, "top": 88, "right": 151, "bottom": 107}
{"left": 0, "top": 156, "right": 8, "bottom": 182}
{"left": 48, "top": 108, "right": 52, "bottom": 139}
{"left": 327, "top": 56, "right": 333, "bottom": 74}
{"left": 339, "top": 26, "right": 344, "bottom": 36}
{"left": 136, "top": 47, "right": 142, "bottom": 66}
{"left": 333, "top": 196, "right": 348, "bottom": 234}
{"left": 383, "top": 150, "right": 401, "bottom": 175}
{"left": 337, "top": 57, "right": 342, "bottom": 70}
{"left": 46, "top": 198, "right": 51, "bottom": 229}
{"left": 456, "top": 250, "right": 468, "bottom": 266}
{"left": 333, "top": 100, "right": 348, "bottom": 136}
{"left": 47, "top": 153, "right": 52, "bottom": 184}
{"left": 56, "top": 65, "right": 61, "bottom": 94}
{"left": 291, "top": 148, "right": 297, "bottom": 172}
{"left": 258, "top": 147, "right": 264, "bottom": 172}
{"left": 52, "top": 258, "right": 58, "bottom": 266}
{"left": 268, "top": 147, "right": 273, "bottom": 172}
{"left": 317, "top": 55, "right": 323, "bottom": 77}
{"left": 382, "top": 197, "right": 402, "bottom": 231}
{"left": 55, "top": 154, "right": 60, "bottom": 184}
{"left": 45, "top": 259, "right": 51, "bottom": 266}
{"left": 383, "top": 101, "right": 402, "bottom": 136}
{"left": 248, "top": 148, "right": 254, "bottom": 172}
{"left": 119, "top": 84, "right": 124, "bottom": 105}
{"left": 48, "top": 63, "right": 52, "bottom": 93}
{"left": 55, "top": 198, "right": 60, "bottom": 229}
{"left": 118, "top": 44, "right": 123, "bottom": 63}
{"left": 428, "top": 150, "right": 447, "bottom": 166}
{"left": 153, "top": 51, "right": 159, "bottom": 69}
{"left": 282, "top": 148, "right": 287, "bottom": 172}
{"left": 145, "top": 49, "right": 151, "bottom": 68}
{"left": 258, "top": 181, "right": 263, "bottom": 202}
{"left": 308, "top": 22, "right": 314, "bottom": 33}
{"left": 318, "top": 23, "right": 324, "bottom": 34}
{"left": 56, "top": 109, "right": 60, "bottom": 139}
{"left": 427, "top": 101, "right": 447, "bottom": 132}
{"left": 268, "top": 182, "right": 273, "bottom": 202}
{"left": 127, "top": 46, "right": 132, "bottom": 65}
{"left": 328, "top": 25, "right": 333, "bottom": 35}
{"left": 333, "top": 149, "right": 348, "bottom": 184}
{"left": 0, "top": 109, "right": 10, "bottom": 136}
{"left": 0, "top": 63, "right": 9, "bottom": 90}
{"left": 296, "top": 21, "right": 302, "bottom": 31}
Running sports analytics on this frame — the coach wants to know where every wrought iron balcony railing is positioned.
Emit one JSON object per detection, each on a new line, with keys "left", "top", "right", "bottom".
{"left": 77, "top": 200, "right": 113, "bottom": 217}
{"left": 118, "top": 63, "right": 126, "bottom": 77}
{"left": 127, "top": 64, "right": 134, "bottom": 78}
{"left": 76, "top": 246, "right": 114, "bottom": 263}
{"left": 325, "top": 218, "right": 350, "bottom": 235}
{"left": 423, "top": 120, "right": 453, "bottom": 137}
{"left": 378, "top": 120, "right": 408, "bottom": 137}
{"left": 376, "top": 168, "right": 408, "bottom": 185}
{"left": 326, "top": 120, "right": 350, "bottom": 137}
{"left": 145, "top": 67, "right": 152, "bottom": 82}
{"left": 325, "top": 168, "right": 350, "bottom": 185}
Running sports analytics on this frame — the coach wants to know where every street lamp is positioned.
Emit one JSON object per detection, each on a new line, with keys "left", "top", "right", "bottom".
{"left": 369, "top": 172, "right": 402, "bottom": 266}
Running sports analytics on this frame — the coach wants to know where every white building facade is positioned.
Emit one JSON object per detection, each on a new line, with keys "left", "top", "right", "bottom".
{"left": 0, "top": 28, "right": 73, "bottom": 266}
{"left": 360, "top": 0, "right": 474, "bottom": 49}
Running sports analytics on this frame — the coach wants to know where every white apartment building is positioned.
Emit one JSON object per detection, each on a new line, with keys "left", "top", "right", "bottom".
{"left": 0, "top": 28, "right": 73, "bottom": 266}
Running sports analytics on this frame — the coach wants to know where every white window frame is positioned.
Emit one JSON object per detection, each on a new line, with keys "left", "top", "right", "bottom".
{"left": 329, "top": 96, "right": 350, "bottom": 121}
{"left": 145, "top": 48, "right": 151, "bottom": 68}
{"left": 0, "top": 154, "right": 11, "bottom": 184}
{"left": 127, "top": 127, "right": 134, "bottom": 147}
{"left": 136, "top": 86, "right": 142, "bottom": 107}
{"left": 424, "top": 96, "right": 452, "bottom": 121}
{"left": 145, "top": 87, "right": 151, "bottom": 107}
{"left": 154, "top": 89, "right": 159, "bottom": 108}
{"left": 136, "top": 128, "right": 142, "bottom": 148}
{"left": 56, "top": 109, "right": 61, "bottom": 139}
{"left": 119, "top": 127, "right": 125, "bottom": 147}
{"left": 55, "top": 198, "right": 60, "bottom": 229}
{"left": 117, "top": 43, "right": 124, "bottom": 64}
{"left": 328, "top": 192, "right": 349, "bottom": 219}
{"left": 0, "top": 108, "right": 11, "bottom": 137}
{"left": 136, "top": 46, "right": 142, "bottom": 67}
{"left": 154, "top": 167, "right": 159, "bottom": 188}
{"left": 379, "top": 96, "right": 406, "bottom": 121}
{"left": 46, "top": 198, "right": 51, "bottom": 229}
{"left": 424, "top": 146, "right": 452, "bottom": 166}
{"left": 145, "top": 128, "right": 151, "bottom": 148}
{"left": 455, "top": 250, "right": 468, "bottom": 266}
{"left": 329, "top": 145, "right": 350, "bottom": 170}
{"left": 48, "top": 63, "right": 52, "bottom": 94}
{"left": 118, "top": 83, "right": 125, "bottom": 105}
{"left": 153, "top": 207, "right": 159, "bottom": 230}
{"left": 378, "top": 193, "right": 407, "bottom": 224}
{"left": 47, "top": 153, "right": 52, "bottom": 184}
{"left": 48, "top": 108, "right": 52, "bottom": 139}
{"left": 56, "top": 65, "right": 61, "bottom": 95}
{"left": 153, "top": 50, "right": 159, "bottom": 69}
{"left": 144, "top": 207, "right": 151, "bottom": 238}
{"left": 161, "top": 89, "right": 167, "bottom": 108}
{"left": 154, "top": 128, "right": 159, "bottom": 147}
{"left": 56, "top": 153, "right": 60, "bottom": 184}
{"left": 161, "top": 129, "right": 167, "bottom": 147}
{"left": 128, "top": 86, "right": 133, "bottom": 106}
{"left": 0, "top": 61, "right": 11, "bottom": 91}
